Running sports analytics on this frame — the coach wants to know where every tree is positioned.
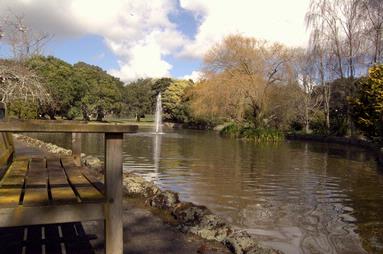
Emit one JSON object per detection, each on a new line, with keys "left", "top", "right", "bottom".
{"left": 190, "top": 34, "right": 293, "bottom": 127}
{"left": 123, "top": 78, "right": 153, "bottom": 121}
{"left": 349, "top": 64, "right": 383, "bottom": 139}
{"left": 361, "top": 0, "right": 383, "bottom": 64}
{"left": 1, "top": 12, "right": 52, "bottom": 60}
{"left": 162, "top": 80, "right": 193, "bottom": 122}
{"left": 0, "top": 59, "right": 50, "bottom": 118}
{"left": 74, "top": 62, "right": 124, "bottom": 121}
{"left": 305, "top": 0, "right": 367, "bottom": 133}
{"left": 27, "top": 56, "right": 81, "bottom": 119}
{"left": 291, "top": 48, "right": 323, "bottom": 133}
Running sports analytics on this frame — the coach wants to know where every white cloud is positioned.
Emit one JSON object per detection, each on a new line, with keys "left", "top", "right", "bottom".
{"left": 0, "top": 0, "right": 311, "bottom": 81}
{"left": 0, "top": 0, "right": 183, "bottom": 81}
{"left": 180, "top": 70, "right": 202, "bottom": 82}
{"left": 179, "top": 0, "right": 310, "bottom": 59}
{"left": 109, "top": 36, "right": 172, "bottom": 81}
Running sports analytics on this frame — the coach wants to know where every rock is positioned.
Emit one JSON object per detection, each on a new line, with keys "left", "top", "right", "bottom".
{"left": 224, "top": 231, "right": 281, "bottom": 254}
{"left": 148, "top": 190, "right": 180, "bottom": 210}
{"left": 123, "top": 173, "right": 160, "bottom": 198}
{"left": 82, "top": 155, "right": 103, "bottom": 173}
{"left": 189, "top": 214, "right": 233, "bottom": 242}
{"left": 172, "top": 202, "right": 212, "bottom": 226}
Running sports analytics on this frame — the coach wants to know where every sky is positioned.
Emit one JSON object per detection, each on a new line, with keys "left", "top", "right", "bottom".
{"left": 0, "top": 0, "right": 310, "bottom": 83}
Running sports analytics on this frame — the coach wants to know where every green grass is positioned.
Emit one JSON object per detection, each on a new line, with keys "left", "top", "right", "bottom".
{"left": 220, "top": 123, "right": 284, "bottom": 142}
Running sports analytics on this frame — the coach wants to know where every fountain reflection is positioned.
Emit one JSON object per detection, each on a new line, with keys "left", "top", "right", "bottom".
{"left": 153, "top": 133, "right": 162, "bottom": 172}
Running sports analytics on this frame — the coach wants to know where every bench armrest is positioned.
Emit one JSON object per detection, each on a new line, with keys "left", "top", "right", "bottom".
{"left": 0, "top": 120, "right": 138, "bottom": 133}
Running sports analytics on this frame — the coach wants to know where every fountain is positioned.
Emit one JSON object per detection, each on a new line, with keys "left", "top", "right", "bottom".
{"left": 153, "top": 92, "right": 163, "bottom": 175}
{"left": 154, "top": 93, "right": 163, "bottom": 134}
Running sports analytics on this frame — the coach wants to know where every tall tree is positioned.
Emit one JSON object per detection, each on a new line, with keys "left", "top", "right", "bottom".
{"left": 1, "top": 12, "right": 52, "bottom": 61}
{"left": 349, "top": 64, "right": 383, "bottom": 138}
{"left": 362, "top": 0, "right": 383, "bottom": 64}
{"left": 291, "top": 48, "right": 323, "bottom": 133}
{"left": 191, "top": 35, "right": 293, "bottom": 127}
{"left": 123, "top": 78, "right": 154, "bottom": 121}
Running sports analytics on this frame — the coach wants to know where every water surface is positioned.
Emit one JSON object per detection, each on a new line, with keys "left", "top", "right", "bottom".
{"left": 28, "top": 128, "right": 383, "bottom": 254}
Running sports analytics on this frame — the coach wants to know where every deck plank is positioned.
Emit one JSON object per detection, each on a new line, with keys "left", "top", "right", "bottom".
{"left": 23, "top": 158, "right": 49, "bottom": 206}
{"left": 0, "top": 159, "right": 28, "bottom": 188}
{"left": 0, "top": 159, "right": 28, "bottom": 208}
{"left": 47, "top": 158, "right": 78, "bottom": 204}
{"left": 61, "top": 158, "right": 104, "bottom": 203}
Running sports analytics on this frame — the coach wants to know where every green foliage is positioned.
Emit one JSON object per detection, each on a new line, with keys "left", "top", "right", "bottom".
{"left": 27, "top": 56, "right": 124, "bottom": 121}
{"left": 310, "top": 112, "right": 328, "bottom": 135}
{"left": 27, "top": 56, "right": 79, "bottom": 119}
{"left": 123, "top": 78, "right": 154, "bottom": 121}
{"left": 73, "top": 62, "right": 124, "bottom": 121}
{"left": 152, "top": 78, "right": 173, "bottom": 97}
{"left": 66, "top": 107, "right": 81, "bottom": 120}
{"left": 220, "top": 123, "right": 284, "bottom": 142}
{"left": 349, "top": 64, "right": 383, "bottom": 139}
{"left": 8, "top": 99, "right": 38, "bottom": 119}
{"left": 162, "top": 80, "right": 193, "bottom": 122}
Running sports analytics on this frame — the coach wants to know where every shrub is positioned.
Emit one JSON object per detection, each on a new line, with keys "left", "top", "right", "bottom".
{"left": 66, "top": 107, "right": 81, "bottom": 120}
{"left": 220, "top": 123, "right": 284, "bottom": 142}
{"left": 9, "top": 99, "right": 38, "bottom": 119}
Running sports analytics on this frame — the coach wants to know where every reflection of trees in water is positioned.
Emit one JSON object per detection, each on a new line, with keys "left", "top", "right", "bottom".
{"left": 82, "top": 133, "right": 104, "bottom": 157}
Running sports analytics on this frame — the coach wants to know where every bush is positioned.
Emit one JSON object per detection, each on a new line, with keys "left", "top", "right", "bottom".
{"left": 349, "top": 64, "right": 383, "bottom": 139}
{"left": 9, "top": 100, "right": 38, "bottom": 119}
{"left": 66, "top": 107, "right": 81, "bottom": 120}
{"left": 185, "top": 116, "right": 222, "bottom": 130}
{"left": 310, "top": 113, "right": 328, "bottom": 135}
{"left": 220, "top": 123, "right": 241, "bottom": 137}
{"left": 220, "top": 123, "right": 284, "bottom": 142}
{"left": 289, "top": 120, "right": 303, "bottom": 132}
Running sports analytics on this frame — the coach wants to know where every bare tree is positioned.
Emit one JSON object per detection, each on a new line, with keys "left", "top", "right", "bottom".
{"left": 0, "top": 60, "right": 49, "bottom": 104}
{"left": 306, "top": 0, "right": 368, "bottom": 134}
{"left": 362, "top": 0, "right": 383, "bottom": 64}
{"left": 306, "top": 0, "right": 345, "bottom": 79}
{"left": 1, "top": 11, "right": 52, "bottom": 61}
{"left": 292, "top": 48, "right": 323, "bottom": 133}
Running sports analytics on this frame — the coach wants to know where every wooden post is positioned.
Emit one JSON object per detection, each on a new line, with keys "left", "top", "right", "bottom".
{"left": 104, "top": 133, "right": 123, "bottom": 254}
{"left": 72, "top": 133, "right": 82, "bottom": 166}
{"left": 0, "top": 102, "right": 6, "bottom": 121}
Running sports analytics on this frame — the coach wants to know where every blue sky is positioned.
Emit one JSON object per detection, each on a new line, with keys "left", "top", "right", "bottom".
{"left": 0, "top": 0, "right": 309, "bottom": 82}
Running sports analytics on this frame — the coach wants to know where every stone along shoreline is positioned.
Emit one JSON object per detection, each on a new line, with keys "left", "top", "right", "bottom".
{"left": 13, "top": 134, "right": 281, "bottom": 254}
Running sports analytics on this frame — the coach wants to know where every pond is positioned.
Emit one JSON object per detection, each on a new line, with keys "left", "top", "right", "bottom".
{"left": 27, "top": 127, "right": 383, "bottom": 254}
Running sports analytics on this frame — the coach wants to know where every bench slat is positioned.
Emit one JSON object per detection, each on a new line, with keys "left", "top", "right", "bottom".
{"left": 61, "top": 158, "right": 104, "bottom": 202}
{"left": 47, "top": 158, "right": 78, "bottom": 204}
{"left": 0, "top": 160, "right": 28, "bottom": 188}
{"left": 23, "top": 158, "right": 49, "bottom": 206}
{"left": 0, "top": 189, "right": 21, "bottom": 207}
{"left": 0, "top": 160, "right": 28, "bottom": 208}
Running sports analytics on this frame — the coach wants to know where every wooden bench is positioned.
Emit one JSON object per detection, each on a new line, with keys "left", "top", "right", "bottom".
{"left": 0, "top": 102, "right": 138, "bottom": 253}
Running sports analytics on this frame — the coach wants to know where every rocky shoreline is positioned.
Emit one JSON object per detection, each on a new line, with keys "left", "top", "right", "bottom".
{"left": 13, "top": 134, "right": 281, "bottom": 254}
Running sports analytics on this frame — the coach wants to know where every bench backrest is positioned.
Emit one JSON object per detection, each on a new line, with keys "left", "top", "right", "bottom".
{"left": 0, "top": 102, "right": 14, "bottom": 167}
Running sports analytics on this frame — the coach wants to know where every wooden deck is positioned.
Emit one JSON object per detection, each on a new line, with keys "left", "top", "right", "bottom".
{"left": 0, "top": 108, "right": 137, "bottom": 253}
{"left": 0, "top": 157, "right": 104, "bottom": 209}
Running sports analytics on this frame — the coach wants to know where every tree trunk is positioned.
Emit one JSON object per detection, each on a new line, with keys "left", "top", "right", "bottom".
{"left": 47, "top": 111, "right": 56, "bottom": 120}
{"left": 96, "top": 109, "right": 104, "bottom": 122}
{"left": 304, "top": 105, "right": 310, "bottom": 134}
{"left": 81, "top": 105, "right": 90, "bottom": 121}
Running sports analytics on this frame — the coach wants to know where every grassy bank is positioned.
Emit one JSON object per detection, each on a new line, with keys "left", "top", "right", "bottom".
{"left": 220, "top": 123, "right": 284, "bottom": 142}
